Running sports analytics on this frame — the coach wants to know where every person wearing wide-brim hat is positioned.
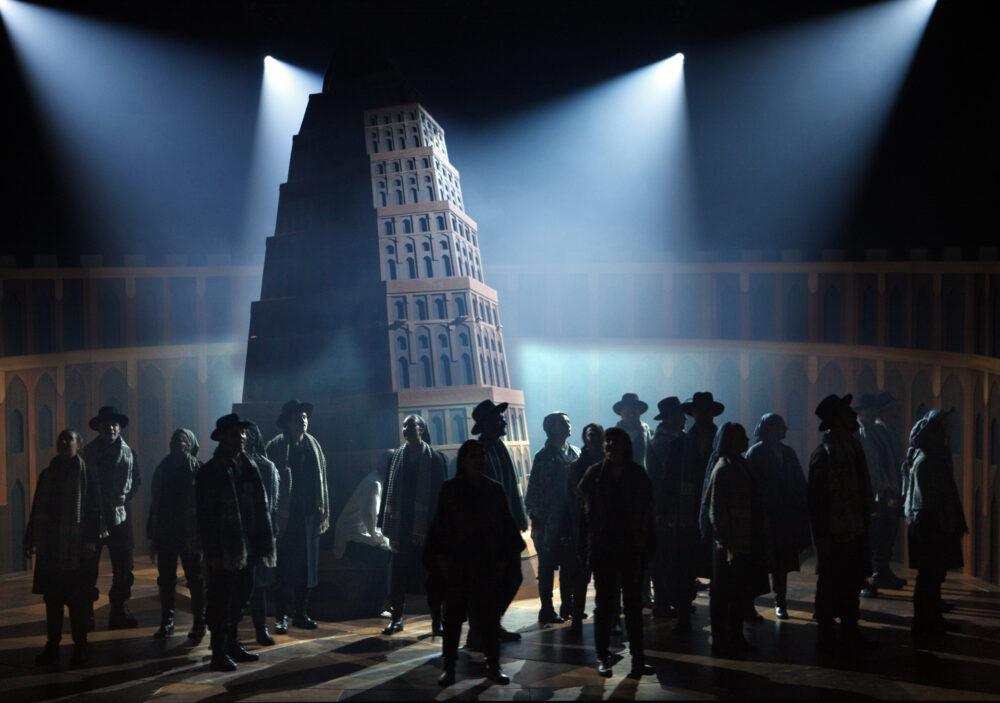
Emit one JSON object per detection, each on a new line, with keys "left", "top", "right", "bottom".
{"left": 646, "top": 396, "right": 686, "bottom": 619}
{"left": 656, "top": 391, "right": 724, "bottom": 634}
{"left": 612, "top": 393, "right": 652, "bottom": 469}
{"left": 197, "top": 413, "right": 276, "bottom": 671}
{"left": 80, "top": 405, "right": 140, "bottom": 630}
{"left": 264, "top": 400, "right": 329, "bottom": 634}
{"left": 854, "top": 394, "right": 907, "bottom": 597}
{"left": 468, "top": 398, "right": 528, "bottom": 648}
{"left": 807, "top": 394, "right": 879, "bottom": 654}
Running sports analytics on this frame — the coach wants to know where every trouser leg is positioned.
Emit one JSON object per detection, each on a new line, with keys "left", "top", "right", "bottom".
{"left": 592, "top": 564, "right": 618, "bottom": 659}
{"left": 44, "top": 597, "right": 64, "bottom": 644}
{"left": 228, "top": 566, "right": 255, "bottom": 642}
{"left": 621, "top": 562, "right": 645, "bottom": 665}
{"left": 537, "top": 547, "right": 555, "bottom": 613}
{"left": 250, "top": 583, "right": 267, "bottom": 629}
{"left": 180, "top": 552, "right": 206, "bottom": 624}
{"left": 814, "top": 552, "right": 834, "bottom": 623}
{"left": 294, "top": 585, "right": 309, "bottom": 617}
{"left": 772, "top": 570, "right": 788, "bottom": 608}
{"left": 205, "top": 567, "right": 236, "bottom": 633}
{"left": 107, "top": 520, "right": 135, "bottom": 606}
{"left": 156, "top": 549, "right": 179, "bottom": 614}
{"left": 442, "top": 576, "right": 468, "bottom": 663}
{"left": 476, "top": 573, "right": 501, "bottom": 663}
{"left": 68, "top": 596, "right": 89, "bottom": 646}
{"left": 388, "top": 552, "right": 406, "bottom": 613}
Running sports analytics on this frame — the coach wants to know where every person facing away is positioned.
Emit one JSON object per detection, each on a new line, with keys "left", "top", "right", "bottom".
{"left": 658, "top": 391, "right": 723, "bottom": 635}
{"left": 244, "top": 421, "right": 282, "bottom": 647}
{"left": 646, "top": 396, "right": 687, "bottom": 619}
{"left": 379, "top": 414, "right": 448, "bottom": 635}
{"left": 423, "top": 440, "right": 526, "bottom": 687}
{"left": 704, "top": 423, "right": 769, "bottom": 658}
{"left": 808, "top": 394, "right": 879, "bottom": 655}
{"left": 80, "top": 405, "right": 140, "bottom": 630}
{"left": 854, "top": 394, "right": 906, "bottom": 597}
{"left": 904, "top": 412, "right": 968, "bottom": 638}
{"left": 25, "top": 429, "right": 104, "bottom": 667}
{"left": 612, "top": 393, "right": 653, "bottom": 468}
{"left": 578, "top": 427, "right": 657, "bottom": 679}
{"left": 147, "top": 428, "right": 205, "bottom": 642}
{"left": 562, "top": 422, "right": 604, "bottom": 636}
{"left": 265, "top": 399, "right": 330, "bottom": 634}
{"left": 525, "top": 411, "right": 580, "bottom": 625}
{"left": 471, "top": 398, "right": 528, "bottom": 646}
{"left": 196, "top": 413, "right": 276, "bottom": 672}
{"left": 745, "top": 414, "right": 810, "bottom": 620}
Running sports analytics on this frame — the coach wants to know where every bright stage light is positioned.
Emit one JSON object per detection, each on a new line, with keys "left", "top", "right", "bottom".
{"left": 650, "top": 52, "right": 685, "bottom": 88}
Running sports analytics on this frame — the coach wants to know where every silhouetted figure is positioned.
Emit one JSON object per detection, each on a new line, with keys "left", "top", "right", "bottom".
{"left": 808, "top": 394, "right": 879, "bottom": 654}
{"left": 704, "top": 423, "right": 769, "bottom": 657}
{"left": 646, "top": 396, "right": 686, "bottom": 618}
{"left": 196, "top": 414, "right": 276, "bottom": 672}
{"left": 81, "top": 406, "right": 139, "bottom": 630}
{"left": 265, "top": 400, "right": 330, "bottom": 633}
{"left": 525, "top": 411, "right": 580, "bottom": 625}
{"left": 425, "top": 440, "right": 525, "bottom": 687}
{"left": 579, "top": 427, "right": 656, "bottom": 678}
{"left": 658, "top": 392, "right": 723, "bottom": 635}
{"left": 147, "top": 428, "right": 205, "bottom": 641}
{"left": 562, "top": 422, "right": 604, "bottom": 636}
{"left": 380, "top": 415, "right": 448, "bottom": 635}
{"left": 613, "top": 393, "right": 652, "bottom": 468}
{"left": 471, "top": 399, "right": 528, "bottom": 647}
{"left": 854, "top": 394, "right": 906, "bottom": 597}
{"left": 905, "top": 412, "right": 968, "bottom": 638}
{"left": 25, "top": 430, "right": 103, "bottom": 667}
{"left": 245, "top": 422, "right": 281, "bottom": 646}
{"left": 746, "top": 414, "right": 809, "bottom": 620}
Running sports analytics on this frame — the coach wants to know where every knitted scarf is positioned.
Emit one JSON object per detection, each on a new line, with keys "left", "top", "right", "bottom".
{"left": 383, "top": 441, "right": 434, "bottom": 548}
{"left": 265, "top": 433, "right": 330, "bottom": 534}
{"left": 212, "top": 451, "right": 277, "bottom": 571}
{"left": 83, "top": 435, "right": 134, "bottom": 526}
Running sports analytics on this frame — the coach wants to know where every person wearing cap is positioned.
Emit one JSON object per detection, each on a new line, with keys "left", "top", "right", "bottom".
{"left": 562, "top": 422, "right": 604, "bottom": 635}
{"left": 25, "top": 429, "right": 104, "bottom": 667}
{"left": 379, "top": 414, "right": 448, "bottom": 635}
{"left": 613, "top": 393, "right": 652, "bottom": 469}
{"left": 525, "top": 412, "right": 580, "bottom": 625}
{"left": 196, "top": 413, "right": 276, "bottom": 672}
{"left": 808, "top": 394, "right": 878, "bottom": 654}
{"left": 244, "top": 422, "right": 282, "bottom": 646}
{"left": 904, "top": 413, "right": 967, "bottom": 638}
{"left": 147, "top": 428, "right": 205, "bottom": 641}
{"left": 854, "top": 394, "right": 906, "bottom": 597}
{"left": 265, "top": 399, "right": 330, "bottom": 633}
{"left": 657, "top": 392, "right": 724, "bottom": 635}
{"left": 646, "top": 397, "right": 687, "bottom": 618}
{"left": 470, "top": 398, "right": 528, "bottom": 646}
{"left": 745, "top": 414, "right": 809, "bottom": 620}
{"left": 579, "top": 427, "right": 656, "bottom": 678}
{"left": 81, "top": 405, "right": 140, "bottom": 630}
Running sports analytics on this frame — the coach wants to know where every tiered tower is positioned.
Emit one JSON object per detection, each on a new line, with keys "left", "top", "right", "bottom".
{"left": 236, "top": 52, "right": 531, "bottom": 514}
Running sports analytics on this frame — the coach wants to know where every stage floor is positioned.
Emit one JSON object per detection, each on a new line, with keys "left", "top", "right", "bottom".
{"left": 1, "top": 558, "right": 999, "bottom": 701}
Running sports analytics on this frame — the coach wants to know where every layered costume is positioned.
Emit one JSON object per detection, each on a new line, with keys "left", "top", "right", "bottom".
{"left": 562, "top": 442, "right": 602, "bottom": 626}
{"left": 245, "top": 423, "right": 281, "bottom": 644}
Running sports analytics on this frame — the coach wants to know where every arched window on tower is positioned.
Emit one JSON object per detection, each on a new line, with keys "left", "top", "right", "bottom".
{"left": 416, "top": 300, "right": 428, "bottom": 320}
{"left": 403, "top": 219, "right": 413, "bottom": 234}
{"left": 383, "top": 220, "right": 394, "bottom": 235}
{"left": 438, "top": 333, "right": 449, "bottom": 348}
{"left": 436, "top": 215, "right": 446, "bottom": 230}
{"left": 394, "top": 300, "right": 406, "bottom": 320}
{"left": 378, "top": 192, "right": 387, "bottom": 207}
{"left": 426, "top": 186, "right": 435, "bottom": 201}
{"left": 410, "top": 188, "right": 419, "bottom": 203}
{"left": 424, "top": 257, "right": 434, "bottom": 278}
{"left": 422, "top": 157, "right": 430, "bottom": 168}
{"left": 419, "top": 217, "right": 429, "bottom": 232}
{"left": 481, "top": 357, "right": 488, "bottom": 384}
{"left": 375, "top": 163, "right": 384, "bottom": 174}
{"left": 435, "top": 299, "right": 447, "bottom": 319}
{"left": 397, "top": 358, "right": 410, "bottom": 389}
{"left": 406, "top": 259, "right": 416, "bottom": 278}
{"left": 455, "top": 297, "right": 467, "bottom": 317}
{"left": 397, "top": 336, "right": 407, "bottom": 351}
{"left": 384, "top": 139, "right": 393, "bottom": 151}
{"left": 443, "top": 255, "right": 453, "bottom": 276}
{"left": 439, "top": 355, "right": 453, "bottom": 386}
{"left": 420, "top": 356, "right": 433, "bottom": 387}
{"left": 462, "top": 354, "right": 474, "bottom": 384}
{"left": 386, "top": 259, "right": 397, "bottom": 280}
{"left": 395, "top": 190, "right": 404, "bottom": 205}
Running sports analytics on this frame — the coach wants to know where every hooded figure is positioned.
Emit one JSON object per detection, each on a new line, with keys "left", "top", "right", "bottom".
{"left": 147, "top": 428, "right": 205, "bottom": 642}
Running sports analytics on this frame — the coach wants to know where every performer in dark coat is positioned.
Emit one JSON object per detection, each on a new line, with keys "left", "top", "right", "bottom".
{"left": 646, "top": 397, "right": 686, "bottom": 618}
{"left": 808, "top": 394, "right": 878, "bottom": 654}
{"left": 424, "top": 440, "right": 525, "bottom": 687}
{"left": 471, "top": 399, "right": 527, "bottom": 645}
{"left": 579, "top": 427, "right": 656, "bottom": 678}
{"left": 658, "top": 392, "right": 723, "bottom": 635}
{"left": 904, "top": 413, "right": 968, "bottom": 638}
{"left": 525, "top": 411, "right": 579, "bottom": 624}
{"left": 379, "top": 414, "right": 448, "bottom": 635}
{"left": 704, "top": 423, "right": 769, "bottom": 657}
{"left": 197, "top": 414, "right": 277, "bottom": 672}
{"left": 265, "top": 399, "right": 329, "bottom": 633}
{"left": 854, "top": 394, "right": 906, "bottom": 596}
{"left": 562, "top": 422, "right": 604, "bottom": 636}
{"left": 245, "top": 422, "right": 281, "bottom": 646}
{"left": 25, "top": 430, "right": 104, "bottom": 666}
{"left": 147, "top": 428, "right": 205, "bottom": 641}
{"left": 745, "top": 414, "right": 810, "bottom": 619}
{"left": 81, "top": 406, "right": 140, "bottom": 630}
{"left": 613, "top": 393, "right": 652, "bottom": 468}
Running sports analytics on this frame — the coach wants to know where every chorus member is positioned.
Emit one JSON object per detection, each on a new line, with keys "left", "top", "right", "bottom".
{"left": 646, "top": 397, "right": 686, "bottom": 618}
{"left": 245, "top": 422, "right": 281, "bottom": 646}
{"left": 562, "top": 422, "right": 604, "bottom": 636}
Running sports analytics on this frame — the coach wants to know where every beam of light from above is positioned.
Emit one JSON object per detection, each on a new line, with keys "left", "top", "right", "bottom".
{"left": 242, "top": 56, "right": 322, "bottom": 255}
{"left": 446, "top": 51, "right": 693, "bottom": 266}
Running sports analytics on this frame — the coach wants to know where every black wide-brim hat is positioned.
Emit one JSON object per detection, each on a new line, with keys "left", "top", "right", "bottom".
{"left": 471, "top": 399, "right": 508, "bottom": 435}
{"left": 211, "top": 413, "right": 253, "bottom": 441}
{"left": 816, "top": 393, "right": 853, "bottom": 432}
{"left": 653, "top": 396, "right": 683, "bottom": 421}
{"left": 613, "top": 392, "right": 648, "bottom": 415}
{"left": 679, "top": 392, "right": 725, "bottom": 417}
{"left": 88, "top": 406, "right": 129, "bottom": 431}
{"left": 276, "top": 399, "right": 314, "bottom": 431}
{"left": 876, "top": 391, "right": 899, "bottom": 409}
{"left": 852, "top": 393, "right": 882, "bottom": 411}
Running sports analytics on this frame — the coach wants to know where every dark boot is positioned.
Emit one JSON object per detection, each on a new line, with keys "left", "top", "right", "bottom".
{"left": 228, "top": 623, "right": 259, "bottom": 663}
{"left": 485, "top": 660, "right": 511, "bottom": 684}
{"left": 292, "top": 589, "right": 318, "bottom": 630}
{"left": 841, "top": 620, "right": 879, "bottom": 651}
{"left": 815, "top": 620, "right": 837, "bottom": 654}
{"left": 274, "top": 614, "right": 289, "bottom": 635}
{"left": 108, "top": 602, "right": 138, "bottom": 630}
{"left": 430, "top": 603, "right": 444, "bottom": 637}
{"left": 256, "top": 625, "right": 275, "bottom": 646}
{"left": 188, "top": 584, "right": 206, "bottom": 641}
{"left": 69, "top": 644, "right": 89, "bottom": 666}
{"left": 210, "top": 630, "right": 237, "bottom": 672}
{"left": 382, "top": 604, "right": 404, "bottom": 635}
{"left": 672, "top": 609, "right": 692, "bottom": 636}
{"left": 438, "top": 658, "right": 456, "bottom": 687}
{"left": 154, "top": 610, "right": 175, "bottom": 639}
{"left": 36, "top": 642, "right": 60, "bottom": 665}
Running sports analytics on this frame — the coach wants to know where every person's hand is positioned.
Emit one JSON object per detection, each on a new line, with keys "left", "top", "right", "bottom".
{"left": 115, "top": 494, "right": 126, "bottom": 507}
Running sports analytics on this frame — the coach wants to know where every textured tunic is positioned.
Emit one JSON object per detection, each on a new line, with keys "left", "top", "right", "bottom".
{"left": 525, "top": 440, "right": 580, "bottom": 552}
{"left": 746, "top": 441, "right": 810, "bottom": 573}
